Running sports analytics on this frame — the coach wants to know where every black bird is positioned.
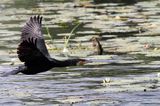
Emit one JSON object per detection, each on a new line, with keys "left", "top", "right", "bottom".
{"left": 2, "top": 16, "right": 86, "bottom": 76}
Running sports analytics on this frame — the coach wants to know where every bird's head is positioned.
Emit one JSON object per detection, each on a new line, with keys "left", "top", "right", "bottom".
{"left": 67, "top": 59, "right": 89, "bottom": 66}
{"left": 76, "top": 59, "right": 88, "bottom": 66}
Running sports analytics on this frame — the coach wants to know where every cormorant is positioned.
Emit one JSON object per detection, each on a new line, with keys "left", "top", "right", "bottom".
{"left": 2, "top": 16, "right": 86, "bottom": 76}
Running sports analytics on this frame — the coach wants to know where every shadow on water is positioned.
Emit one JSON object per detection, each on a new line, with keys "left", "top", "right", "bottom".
{"left": 0, "top": 0, "right": 160, "bottom": 105}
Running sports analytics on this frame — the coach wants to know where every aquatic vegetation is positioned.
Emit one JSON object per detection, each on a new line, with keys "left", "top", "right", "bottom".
{"left": 102, "top": 77, "right": 112, "bottom": 86}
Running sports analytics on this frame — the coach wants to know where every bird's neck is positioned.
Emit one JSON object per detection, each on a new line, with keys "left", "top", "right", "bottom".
{"left": 95, "top": 39, "right": 103, "bottom": 55}
{"left": 51, "top": 59, "right": 78, "bottom": 67}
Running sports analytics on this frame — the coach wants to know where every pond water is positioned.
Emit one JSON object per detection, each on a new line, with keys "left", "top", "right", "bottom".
{"left": 0, "top": 0, "right": 160, "bottom": 105}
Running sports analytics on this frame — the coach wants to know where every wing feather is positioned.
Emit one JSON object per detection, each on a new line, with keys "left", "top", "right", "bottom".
{"left": 17, "top": 16, "right": 51, "bottom": 66}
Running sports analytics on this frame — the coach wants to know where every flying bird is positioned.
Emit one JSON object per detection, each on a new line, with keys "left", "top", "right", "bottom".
{"left": 2, "top": 16, "right": 86, "bottom": 76}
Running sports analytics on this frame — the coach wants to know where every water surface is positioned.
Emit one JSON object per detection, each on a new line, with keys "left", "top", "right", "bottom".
{"left": 0, "top": 0, "right": 160, "bottom": 105}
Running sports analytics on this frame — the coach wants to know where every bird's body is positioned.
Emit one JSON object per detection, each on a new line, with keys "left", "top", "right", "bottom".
{"left": 2, "top": 16, "right": 86, "bottom": 76}
{"left": 21, "top": 58, "right": 84, "bottom": 75}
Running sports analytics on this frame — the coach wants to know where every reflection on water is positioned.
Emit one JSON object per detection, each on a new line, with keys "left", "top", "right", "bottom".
{"left": 0, "top": 0, "right": 160, "bottom": 105}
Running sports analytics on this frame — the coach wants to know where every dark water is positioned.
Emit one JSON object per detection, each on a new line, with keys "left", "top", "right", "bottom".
{"left": 0, "top": 0, "right": 160, "bottom": 105}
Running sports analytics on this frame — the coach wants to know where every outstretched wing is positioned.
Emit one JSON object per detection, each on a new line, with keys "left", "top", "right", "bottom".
{"left": 17, "top": 16, "right": 51, "bottom": 65}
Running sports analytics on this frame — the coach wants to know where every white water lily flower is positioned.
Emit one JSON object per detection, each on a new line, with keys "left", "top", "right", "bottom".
{"left": 102, "top": 77, "right": 112, "bottom": 86}
{"left": 157, "top": 73, "right": 160, "bottom": 77}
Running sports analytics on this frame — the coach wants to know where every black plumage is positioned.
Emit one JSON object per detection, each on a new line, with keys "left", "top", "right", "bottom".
{"left": 3, "top": 16, "right": 86, "bottom": 76}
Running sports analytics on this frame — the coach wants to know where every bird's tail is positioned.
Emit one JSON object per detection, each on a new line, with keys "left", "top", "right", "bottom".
{"left": 1, "top": 66, "right": 25, "bottom": 77}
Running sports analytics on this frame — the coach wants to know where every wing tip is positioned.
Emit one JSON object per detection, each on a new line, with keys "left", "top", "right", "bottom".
{"left": 21, "top": 15, "right": 43, "bottom": 38}
{"left": 29, "top": 15, "right": 43, "bottom": 25}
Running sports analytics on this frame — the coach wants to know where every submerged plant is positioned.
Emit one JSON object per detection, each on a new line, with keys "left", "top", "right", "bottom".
{"left": 62, "top": 22, "right": 81, "bottom": 55}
